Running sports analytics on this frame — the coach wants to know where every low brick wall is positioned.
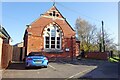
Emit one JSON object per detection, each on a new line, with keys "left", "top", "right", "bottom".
{"left": 85, "top": 52, "right": 109, "bottom": 60}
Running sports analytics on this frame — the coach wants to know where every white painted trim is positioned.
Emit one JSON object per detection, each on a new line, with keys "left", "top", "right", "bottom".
{"left": 66, "top": 66, "right": 97, "bottom": 79}
{"left": 44, "top": 36, "right": 45, "bottom": 49}
{"left": 43, "top": 24, "right": 63, "bottom": 50}
{"left": 55, "top": 27, "right": 57, "bottom": 49}
{"left": 59, "top": 38, "right": 61, "bottom": 49}
{"left": 41, "top": 15, "right": 64, "bottom": 21}
{"left": 49, "top": 28, "right": 51, "bottom": 49}
{"left": 47, "top": 10, "right": 59, "bottom": 13}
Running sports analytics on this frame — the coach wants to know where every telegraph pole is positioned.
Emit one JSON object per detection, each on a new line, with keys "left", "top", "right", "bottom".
{"left": 102, "top": 21, "right": 105, "bottom": 52}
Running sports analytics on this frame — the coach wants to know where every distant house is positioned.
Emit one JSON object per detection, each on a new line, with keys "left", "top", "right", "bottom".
{"left": 0, "top": 26, "right": 11, "bottom": 44}
{"left": 0, "top": 25, "right": 11, "bottom": 68}
{"left": 23, "top": 5, "right": 80, "bottom": 60}
{"left": 14, "top": 42, "right": 23, "bottom": 47}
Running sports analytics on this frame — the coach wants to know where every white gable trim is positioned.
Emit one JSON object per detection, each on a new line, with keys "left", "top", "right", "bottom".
{"left": 41, "top": 15, "right": 65, "bottom": 21}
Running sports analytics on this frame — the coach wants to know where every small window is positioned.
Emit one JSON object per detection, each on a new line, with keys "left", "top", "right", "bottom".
{"left": 49, "top": 13, "right": 52, "bottom": 16}
{"left": 47, "top": 28, "right": 50, "bottom": 31}
{"left": 53, "top": 11, "right": 56, "bottom": 16}
{"left": 56, "top": 14, "right": 59, "bottom": 17}
{"left": 57, "top": 29, "right": 59, "bottom": 32}
{"left": 57, "top": 37, "right": 60, "bottom": 40}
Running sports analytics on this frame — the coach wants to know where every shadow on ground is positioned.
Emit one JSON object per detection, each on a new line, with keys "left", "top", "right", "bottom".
{"left": 50, "top": 59, "right": 119, "bottom": 79}
{"left": 50, "top": 58, "right": 108, "bottom": 66}
{"left": 6, "top": 62, "right": 43, "bottom": 70}
{"left": 6, "top": 62, "right": 26, "bottom": 70}
{"left": 78, "top": 62, "right": 119, "bottom": 79}
{"left": 6, "top": 58, "right": 120, "bottom": 79}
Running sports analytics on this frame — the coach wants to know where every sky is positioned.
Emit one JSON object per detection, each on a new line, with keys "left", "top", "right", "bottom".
{"left": 1, "top": 1, "right": 118, "bottom": 45}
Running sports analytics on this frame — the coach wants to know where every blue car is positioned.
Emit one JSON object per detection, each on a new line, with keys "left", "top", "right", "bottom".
{"left": 25, "top": 52, "right": 48, "bottom": 69}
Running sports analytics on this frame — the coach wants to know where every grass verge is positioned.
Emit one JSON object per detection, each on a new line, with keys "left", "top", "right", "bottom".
{"left": 108, "top": 56, "right": 120, "bottom": 62}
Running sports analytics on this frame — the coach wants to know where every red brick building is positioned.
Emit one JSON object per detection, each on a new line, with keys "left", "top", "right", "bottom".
{"left": 23, "top": 5, "right": 80, "bottom": 60}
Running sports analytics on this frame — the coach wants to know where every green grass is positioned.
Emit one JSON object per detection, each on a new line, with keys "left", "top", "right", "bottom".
{"left": 114, "top": 57, "right": 120, "bottom": 60}
{"left": 108, "top": 56, "right": 120, "bottom": 62}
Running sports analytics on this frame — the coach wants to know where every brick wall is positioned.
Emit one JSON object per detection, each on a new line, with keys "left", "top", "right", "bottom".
{"left": 23, "top": 6, "right": 80, "bottom": 60}
{"left": 24, "top": 35, "right": 78, "bottom": 61}
{"left": 27, "top": 35, "right": 43, "bottom": 55}
{"left": 76, "top": 41, "right": 80, "bottom": 56}
{"left": 85, "top": 52, "right": 109, "bottom": 60}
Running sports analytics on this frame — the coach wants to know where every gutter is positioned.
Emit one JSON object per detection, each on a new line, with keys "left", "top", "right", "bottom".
{"left": 0, "top": 25, "right": 11, "bottom": 39}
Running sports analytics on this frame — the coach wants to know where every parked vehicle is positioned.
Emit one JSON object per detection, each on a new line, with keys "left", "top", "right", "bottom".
{"left": 25, "top": 52, "right": 48, "bottom": 69}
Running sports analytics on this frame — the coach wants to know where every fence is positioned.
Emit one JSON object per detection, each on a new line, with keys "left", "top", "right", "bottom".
{"left": 1, "top": 44, "right": 13, "bottom": 68}
{"left": 12, "top": 46, "right": 25, "bottom": 61}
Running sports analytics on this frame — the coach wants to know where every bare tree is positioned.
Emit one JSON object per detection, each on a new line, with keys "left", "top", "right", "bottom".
{"left": 75, "top": 17, "right": 97, "bottom": 52}
{"left": 75, "top": 17, "right": 117, "bottom": 52}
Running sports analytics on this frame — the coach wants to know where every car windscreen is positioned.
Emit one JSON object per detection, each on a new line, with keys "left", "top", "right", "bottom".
{"left": 28, "top": 52, "right": 43, "bottom": 56}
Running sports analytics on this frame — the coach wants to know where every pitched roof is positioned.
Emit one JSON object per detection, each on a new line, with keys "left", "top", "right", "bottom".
{"left": 43, "top": 6, "right": 65, "bottom": 19}
{"left": 25, "top": 5, "right": 76, "bottom": 38}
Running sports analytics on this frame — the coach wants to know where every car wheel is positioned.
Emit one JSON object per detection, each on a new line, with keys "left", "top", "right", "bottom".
{"left": 25, "top": 66, "right": 29, "bottom": 69}
{"left": 44, "top": 66, "right": 47, "bottom": 68}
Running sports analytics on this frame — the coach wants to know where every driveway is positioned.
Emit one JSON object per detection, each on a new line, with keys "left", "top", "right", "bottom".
{"left": 1, "top": 59, "right": 119, "bottom": 79}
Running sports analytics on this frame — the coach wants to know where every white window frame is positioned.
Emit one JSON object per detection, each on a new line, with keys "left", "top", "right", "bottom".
{"left": 43, "top": 24, "right": 62, "bottom": 50}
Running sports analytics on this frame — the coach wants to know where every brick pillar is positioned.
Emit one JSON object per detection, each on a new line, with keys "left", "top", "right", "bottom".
{"left": 71, "top": 36, "right": 76, "bottom": 61}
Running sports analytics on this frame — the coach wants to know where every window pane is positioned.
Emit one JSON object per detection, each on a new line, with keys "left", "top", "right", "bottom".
{"left": 57, "top": 41, "right": 60, "bottom": 44}
{"left": 51, "top": 45, "right": 55, "bottom": 48}
{"left": 57, "top": 37, "right": 60, "bottom": 40}
{"left": 51, "top": 29, "right": 56, "bottom": 37}
{"left": 46, "top": 37, "right": 49, "bottom": 41}
{"left": 51, "top": 41, "right": 55, "bottom": 44}
{"left": 57, "top": 45, "right": 60, "bottom": 48}
{"left": 46, "top": 41, "right": 49, "bottom": 44}
{"left": 51, "top": 37, "right": 55, "bottom": 40}
{"left": 45, "top": 45, "right": 49, "bottom": 48}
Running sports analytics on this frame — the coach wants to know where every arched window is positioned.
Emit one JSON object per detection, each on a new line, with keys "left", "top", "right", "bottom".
{"left": 43, "top": 24, "right": 62, "bottom": 50}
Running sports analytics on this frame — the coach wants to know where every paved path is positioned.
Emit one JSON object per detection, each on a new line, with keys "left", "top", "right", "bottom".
{"left": 0, "top": 69, "right": 2, "bottom": 80}
{"left": 1, "top": 59, "right": 119, "bottom": 79}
